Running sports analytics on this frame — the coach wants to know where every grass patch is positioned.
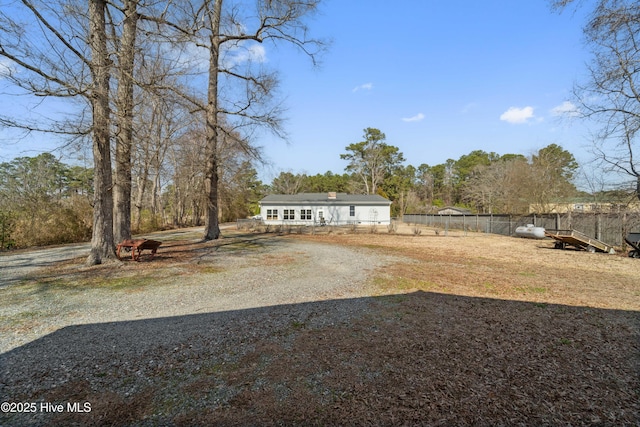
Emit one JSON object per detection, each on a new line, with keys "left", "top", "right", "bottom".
{"left": 290, "top": 320, "right": 306, "bottom": 330}
{"left": 514, "top": 285, "right": 548, "bottom": 295}
{"left": 0, "top": 310, "right": 46, "bottom": 335}
{"left": 0, "top": 311, "right": 41, "bottom": 329}
{"left": 557, "top": 337, "right": 573, "bottom": 346}
{"left": 483, "top": 282, "right": 496, "bottom": 290}
{"left": 519, "top": 271, "right": 537, "bottom": 277}
{"left": 192, "top": 265, "right": 225, "bottom": 274}
{"left": 2, "top": 274, "right": 165, "bottom": 301}
{"left": 34, "top": 275, "right": 159, "bottom": 292}
{"left": 96, "top": 276, "right": 159, "bottom": 291}
{"left": 374, "top": 275, "right": 443, "bottom": 293}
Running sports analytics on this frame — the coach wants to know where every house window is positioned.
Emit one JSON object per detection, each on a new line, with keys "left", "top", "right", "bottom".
{"left": 301, "top": 209, "right": 312, "bottom": 220}
{"left": 267, "top": 209, "right": 278, "bottom": 220}
{"left": 283, "top": 209, "right": 295, "bottom": 220}
{"left": 350, "top": 205, "right": 355, "bottom": 217}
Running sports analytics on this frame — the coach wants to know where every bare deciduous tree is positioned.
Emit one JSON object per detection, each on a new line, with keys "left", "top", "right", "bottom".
{"left": 113, "top": 0, "right": 139, "bottom": 243}
{"left": 167, "top": 125, "right": 208, "bottom": 227}
{"left": 1, "top": 0, "right": 325, "bottom": 258}
{"left": 0, "top": 0, "right": 135, "bottom": 264}
{"left": 553, "top": 0, "right": 640, "bottom": 200}
{"left": 162, "top": 0, "right": 326, "bottom": 240}
{"left": 86, "top": 0, "right": 117, "bottom": 265}
{"left": 0, "top": 0, "right": 123, "bottom": 264}
{"left": 270, "top": 171, "right": 307, "bottom": 195}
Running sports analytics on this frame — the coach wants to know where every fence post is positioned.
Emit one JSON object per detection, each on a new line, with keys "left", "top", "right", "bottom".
{"left": 622, "top": 211, "right": 628, "bottom": 252}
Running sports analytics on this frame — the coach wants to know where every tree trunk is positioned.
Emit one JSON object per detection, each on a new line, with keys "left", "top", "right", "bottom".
{"left": 203, "top": 0, "right": 222, "bottom": 240}
{"left": 134, "top": 172, "right": 148, "bottom": 231}
{"left": 87, "top": 0, "right": 116, "bottom": 265}
{"left": 151, "top": 171, "right": 161, "bottom": 228}
{"left": 172, "top": 185, "right": 181, "bottom": 226}
{"left": 113, "top": 0, "right": 138, "bottom": 243}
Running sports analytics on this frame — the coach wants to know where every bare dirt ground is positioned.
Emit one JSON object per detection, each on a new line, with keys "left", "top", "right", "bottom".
{"left": 1, "top": 224, "right": 639, "bottom": 426}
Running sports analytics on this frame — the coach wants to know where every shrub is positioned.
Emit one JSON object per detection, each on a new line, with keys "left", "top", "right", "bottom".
{"left": 11, "top": 197, "right": 92, "bottom": 247}
{"left": 133, "top": 209, "right": 165, "bottom": 234}
{"left": 0, "top": 210, "right": 16, "bottom": 250}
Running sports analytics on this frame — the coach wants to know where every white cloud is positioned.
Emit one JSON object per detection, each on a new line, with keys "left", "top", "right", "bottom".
{"left": 167, "top": 40, "right": 267, "bottom": 74}
{"left": 461, "top": 102, "right": 478, "bottom": 114}
{"left": 551, "top": 101, "right": 580, "bottom": 117}
{"left": 0, "top": 57, "right": 16, "bottom": 79}
{"left": 402, "top": 113, "right": 425, "bottom": 122}
{"left": 500, "top": 106, "right": 535, "bottom": 124}
{"left": 222, "top": 43, "right": 267, "bottom": 69}
{"left": 352, "top": 82, "right": 373, "bottom": 92}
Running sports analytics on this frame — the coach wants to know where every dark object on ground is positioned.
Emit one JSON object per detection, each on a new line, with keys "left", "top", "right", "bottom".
{"left": 116, "top": 239, "right": 162, "bottom": 261}
{"left": 545, "top": 229, "right": 615, "bottom": 254}
{"left": 625, "top": 232, "right": 640, "bottom": 258}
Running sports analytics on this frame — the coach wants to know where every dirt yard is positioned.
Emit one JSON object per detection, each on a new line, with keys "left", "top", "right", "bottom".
{"left": 1, "top": 225, "right": 639, "bottom": 426}
{"left": 310, "top": 224, "right": 640, "bottom": 311}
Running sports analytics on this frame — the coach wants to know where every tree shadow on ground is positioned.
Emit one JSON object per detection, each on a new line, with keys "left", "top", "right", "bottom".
{"left": 1, "top": 291, "right": 639, "bottom": 426}
{"left": 117, "top": 233, "right": 282, "bottom": 263}
{"left": 2, "top": 232, "right": 289, "bottom": 292}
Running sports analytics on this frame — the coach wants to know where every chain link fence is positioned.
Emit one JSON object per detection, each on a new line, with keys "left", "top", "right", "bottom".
{"left": 403, "top": 212, "right": 640, "bottom": 247}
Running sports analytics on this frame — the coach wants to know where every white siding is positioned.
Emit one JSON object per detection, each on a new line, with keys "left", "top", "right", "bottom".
{"left": 260, "top": 203, "right": 391, "bottom": 225}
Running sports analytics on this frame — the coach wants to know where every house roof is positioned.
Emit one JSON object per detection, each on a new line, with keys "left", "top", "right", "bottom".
{"left": 260, "top": 193, "right": 391, "bottom": 205}
{"left": 437, "top": 206, "right": 472, "bottom": 214}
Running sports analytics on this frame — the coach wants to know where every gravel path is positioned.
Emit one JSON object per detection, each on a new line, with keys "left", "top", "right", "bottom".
{"left": 1, "top": 233, "right": 395, "bottom": 353}
{"left": 0, "top": 227, "right": 217, "bottom": 287}
{"left": 0, "top": 243, "right": 90, "bottom": 287}
{"left": 0, "top": 231, "right": 400, "bottom": 425}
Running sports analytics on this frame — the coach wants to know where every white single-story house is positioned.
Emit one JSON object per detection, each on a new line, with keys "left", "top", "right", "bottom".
{"left": 258, "top": 192, "right": 392, "bottom": 226}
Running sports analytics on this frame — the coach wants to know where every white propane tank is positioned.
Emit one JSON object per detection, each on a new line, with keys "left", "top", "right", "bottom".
{"left": 515, "top": 224, "right": 546, "bottom": 239}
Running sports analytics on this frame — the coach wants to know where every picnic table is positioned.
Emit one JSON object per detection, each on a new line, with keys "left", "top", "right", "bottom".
{"left": 116, "top": 239, "right": 162, "bottom": 261}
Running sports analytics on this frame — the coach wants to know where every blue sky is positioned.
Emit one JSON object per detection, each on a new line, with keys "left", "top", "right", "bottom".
{"left": 258, "top": 0, "right": 593, "bottom": 181}
{"left": 0, "top": 0, "right": 594, "bottom": 184}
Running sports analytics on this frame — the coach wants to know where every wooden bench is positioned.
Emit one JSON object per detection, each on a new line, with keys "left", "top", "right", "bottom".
{"left": 116, "top": 239, "right": 162, "bottom": 261}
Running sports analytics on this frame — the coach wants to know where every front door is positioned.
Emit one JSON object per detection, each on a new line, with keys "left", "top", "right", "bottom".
{"left": 318, "top": 210, "right": 325, "bottom": 225}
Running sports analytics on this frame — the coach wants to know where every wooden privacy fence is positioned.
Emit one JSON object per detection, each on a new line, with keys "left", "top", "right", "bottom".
{"left": 403, "top": 212, "right": 640, "bottom": 247}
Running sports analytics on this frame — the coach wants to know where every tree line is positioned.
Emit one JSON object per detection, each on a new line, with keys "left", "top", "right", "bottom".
{"left": 274, "top": 128, "right": 581, "bottom": 217}
{"left": 0, "top": 151, "right": 263, "bottom": 249}
{"left": 0, "top": 154, "right": 92, "bottom": 249}
{"left": 2, "top": 1, "right": 640, "bottom": 256}
{"left": 0, "top": 127, "right": 584, "bottom": 249}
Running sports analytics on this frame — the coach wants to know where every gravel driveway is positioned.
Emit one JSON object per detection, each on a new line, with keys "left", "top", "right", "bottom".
{"left": 0, "top": 227, "right": 220, "bottom": 287}
{"left": 0, "top": 243, "right": 90, "bottom": 287}
{"left": 1, "top": 229, "right": 396, "bottom": 353}
{"left": 1, "top": 229, "right": 401, "bottom": 425}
